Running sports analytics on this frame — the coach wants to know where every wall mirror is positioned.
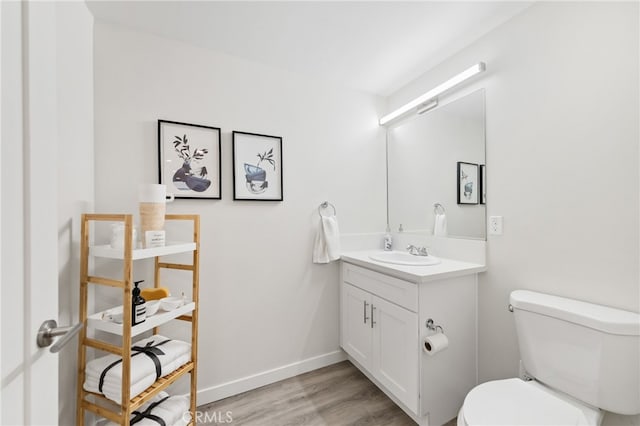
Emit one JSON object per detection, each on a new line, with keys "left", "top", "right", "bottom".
{"left": 387, "top": 89, "right": 486, "bottom": 240}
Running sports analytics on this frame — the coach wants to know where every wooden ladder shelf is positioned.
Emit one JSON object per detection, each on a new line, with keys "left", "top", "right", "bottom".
{"left": 76, "top": 214, "right": 200, "bottom": 426}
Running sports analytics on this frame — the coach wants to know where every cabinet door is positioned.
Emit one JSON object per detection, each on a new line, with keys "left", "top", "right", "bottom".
{"left": 341, "top": 283, "right": 373, "bottom": 369}
{"left": 372, "top": 295, "right": 419, "bottom": 413}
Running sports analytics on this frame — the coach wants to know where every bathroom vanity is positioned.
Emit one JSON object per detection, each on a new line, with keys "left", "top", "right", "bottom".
{"left": 343, "top": 85, "right": 488, "bottom": 425}
{"left": 340, "top": 251, "right": 486, "bottom": 426}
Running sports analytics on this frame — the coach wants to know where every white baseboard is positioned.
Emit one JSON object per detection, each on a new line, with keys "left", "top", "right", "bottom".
{"left": 196, "top": 350, "right": 347, "bottom": 405}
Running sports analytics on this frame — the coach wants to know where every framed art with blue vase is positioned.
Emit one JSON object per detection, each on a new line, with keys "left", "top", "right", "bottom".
{"left": 457, "top": 161, "right": 479, "bottom": 205}
{"left": 232, "top": 131, "right": 283, "bottom": 201}
{"left": 158, "top": 120, "right": 221, "bottom": 199}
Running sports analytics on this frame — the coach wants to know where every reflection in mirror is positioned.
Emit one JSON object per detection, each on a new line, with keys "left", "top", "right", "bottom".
{"left": 387, "top": 89, "right": 486, "bottom": 240}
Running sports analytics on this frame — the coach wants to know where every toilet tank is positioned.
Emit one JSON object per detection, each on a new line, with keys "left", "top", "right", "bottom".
{"left": 510, "top": 290, "right": 640, "bottom": 415}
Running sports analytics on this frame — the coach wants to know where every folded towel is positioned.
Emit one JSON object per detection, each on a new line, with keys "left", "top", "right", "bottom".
{"left": 84, "top": 335, "right": 191, "bottom": 404}
{"left": 434, "top": 214, "right": 447, "bottom": 237}
{"left": 313, "top": 215, "right": 341, "bottom": 264}
{"left": 103, "top": 391, "right": 191, "bottom": 426}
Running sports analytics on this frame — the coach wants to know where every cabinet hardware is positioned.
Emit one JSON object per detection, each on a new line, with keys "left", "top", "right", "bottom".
{"left": 371, "top": 305, "right": 377, "bottom": 328}
{"left": 364, "top": 301, "right": 370, "bottom": 324}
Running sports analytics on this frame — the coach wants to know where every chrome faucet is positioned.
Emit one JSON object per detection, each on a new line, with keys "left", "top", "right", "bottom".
{"left": 406, "top": 245, "right": 429, "bottom": 256}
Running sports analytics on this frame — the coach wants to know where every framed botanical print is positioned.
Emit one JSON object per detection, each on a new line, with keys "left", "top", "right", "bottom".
{"left": 457, "top": 161, "right": 479, "bottom": 205}
{"left": 232, "top": 131, "right": 283, "bottom": 201}
{"left": 158, "top": 120, "right": 221, "bottom": 199}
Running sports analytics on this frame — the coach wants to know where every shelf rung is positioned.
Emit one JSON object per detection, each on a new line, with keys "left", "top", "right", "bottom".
{"left": 176, "top": 315, "right": 193, "bottom": 322}
{"left": 165, "top": 214, "right": 198, "bottom": 221}
{"left": 84, "top": 214, "right": 128, "bottom": 222}
{"left": 84, "top": 338, "right": 123, "bottom": 355}
{"left": 158, "top": 262, "right": 194, "bottom": 271}
{"left": 82, "top": 399, "right": 122, "bottom": 423}
{"left": 129, "top": 362, "right": 194, "bottom": 411}
{"left": 88, "top": 275, "right": 125, "bottom": 288}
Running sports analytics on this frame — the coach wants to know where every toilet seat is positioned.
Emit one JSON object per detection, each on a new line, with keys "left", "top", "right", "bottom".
{"left": 459, "top": 378, "right": 602, "bottom": 426}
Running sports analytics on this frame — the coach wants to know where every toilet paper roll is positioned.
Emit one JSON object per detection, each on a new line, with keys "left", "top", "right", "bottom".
{"left": 423, "top": 333, "right": 448, "bottom": 356}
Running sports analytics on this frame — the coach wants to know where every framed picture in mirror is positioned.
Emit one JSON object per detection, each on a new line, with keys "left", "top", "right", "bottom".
{"left": 480, "top": 164, "right": 486, "bottom": 204}
{"left": 457, "top": 161, "right": 479, "bottom": 205}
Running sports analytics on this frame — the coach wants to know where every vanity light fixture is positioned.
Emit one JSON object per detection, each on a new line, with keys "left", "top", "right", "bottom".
{"left": 379, "top": 62, "right": 486, "bottom": 126}
{"left": 416, "top": 99, "right": 438, "bottom": 115}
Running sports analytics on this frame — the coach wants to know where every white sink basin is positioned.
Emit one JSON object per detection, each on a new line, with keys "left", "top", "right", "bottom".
{"left": 369, "top": 251, "right": 441, "bottom": 266}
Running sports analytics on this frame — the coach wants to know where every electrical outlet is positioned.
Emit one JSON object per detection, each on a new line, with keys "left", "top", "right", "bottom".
{"left": 489, "top": 216, "right": 503, "bottom": 235}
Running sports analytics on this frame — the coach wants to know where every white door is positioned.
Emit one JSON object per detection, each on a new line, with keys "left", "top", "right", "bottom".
{"left": 371, "top": 295, "right": 419, "bottom": 413}
{"left": 1, "top": 2, "right": 60, "bottom": 424}
{"left": 341, "top": 283, "right": 373, "bottom": 369}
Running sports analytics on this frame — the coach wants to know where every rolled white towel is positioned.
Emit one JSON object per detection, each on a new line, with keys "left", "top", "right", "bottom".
{"left": 313, "top": 215, "right": 341, "bottom": 264}
{"left": 103, "top": 391, "right": 191, "bottom": 426}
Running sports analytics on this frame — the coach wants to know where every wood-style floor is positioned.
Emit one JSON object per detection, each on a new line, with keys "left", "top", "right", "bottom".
{"left": 198, "top": 361, "right": 457, "bottom": 426}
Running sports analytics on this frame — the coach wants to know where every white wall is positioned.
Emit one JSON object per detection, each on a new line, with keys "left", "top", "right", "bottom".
{"left": 55, "top": 2, "right": 94, "bottom": 425}
{"left": 93, "top": 22, "right": 386, "bottom": 402}
{"left": 389, "top": 2, "right": 639, "bottom": 423}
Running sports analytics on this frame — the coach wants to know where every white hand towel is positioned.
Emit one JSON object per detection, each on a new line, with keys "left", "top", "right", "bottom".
{"left": 313, "top": 216, "right": 341, "bottom": 264}
{"left": 434, "top": 214, "right": 448, "bottom": 237}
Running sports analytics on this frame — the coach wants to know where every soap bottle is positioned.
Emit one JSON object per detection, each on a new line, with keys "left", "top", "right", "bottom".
{"left": 383, "top": 225, "right": 393, "bottom": 251}
{"left": 132, "top": 280, "right": 146, "bottom": 325}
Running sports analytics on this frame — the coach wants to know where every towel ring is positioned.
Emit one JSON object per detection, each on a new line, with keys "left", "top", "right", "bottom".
{"left": 318, "top": 201, "right": 337, "bottom": 217}
{"left": 434, "top": 203, "right": 445, "bottom": 215}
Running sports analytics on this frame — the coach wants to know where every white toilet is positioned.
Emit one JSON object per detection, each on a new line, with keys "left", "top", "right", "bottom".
{"left": 458, "top": 290, "right": 640, "bottom": 426}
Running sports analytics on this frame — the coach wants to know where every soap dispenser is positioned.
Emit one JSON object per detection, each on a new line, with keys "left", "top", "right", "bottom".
{"left": 383, "top": 225, "right": 393, "bottom": 251}
{"left": 132, "top": 280, "right": 146, "bottom": 325}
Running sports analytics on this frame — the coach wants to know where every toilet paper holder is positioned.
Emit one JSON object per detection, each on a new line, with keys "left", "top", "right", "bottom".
{"left": 425, "top": 318, "right": 444, "bottom": 334}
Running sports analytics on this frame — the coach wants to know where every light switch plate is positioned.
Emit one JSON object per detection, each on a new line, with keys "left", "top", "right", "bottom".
{"left": 489, "top": 216, "right": 503, "bottom": 235}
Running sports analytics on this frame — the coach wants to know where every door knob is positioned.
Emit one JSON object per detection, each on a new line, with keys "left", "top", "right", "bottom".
{"left": 37, "top": 319, "right": 83, "bottom": 353}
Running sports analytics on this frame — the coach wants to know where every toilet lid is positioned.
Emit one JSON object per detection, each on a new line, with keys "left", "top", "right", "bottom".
{"left": 462, "top": 378, "right": 595, "bottom": 426}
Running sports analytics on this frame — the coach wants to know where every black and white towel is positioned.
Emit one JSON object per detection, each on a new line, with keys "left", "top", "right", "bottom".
{"left": 102, "top": 391, "right": 191, "bottom": 426}
{"left": 84, "top": 335, "right": 191, "bottom": 404}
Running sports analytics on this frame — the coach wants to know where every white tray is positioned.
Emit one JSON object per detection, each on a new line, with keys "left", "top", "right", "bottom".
{"left": 87, "top": 302, "right": 195, "bottom": 337}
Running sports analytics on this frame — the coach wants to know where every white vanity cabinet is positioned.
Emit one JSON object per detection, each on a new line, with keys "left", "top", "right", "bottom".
{"left": 341, "top": 281, "right": 419, "bottom": 412}
{"left": 340, "top": 257, "right": 481, "bottom": 426}
{"left": 342, "top": 283, "right": 374, "bottom": 367}
{"left": 341, "top": 263, "right": 420, "bottom": 412}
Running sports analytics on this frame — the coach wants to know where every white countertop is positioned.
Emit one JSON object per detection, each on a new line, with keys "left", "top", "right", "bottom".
{"left": 340, "top": 250, "right": 487, "bottom": 283}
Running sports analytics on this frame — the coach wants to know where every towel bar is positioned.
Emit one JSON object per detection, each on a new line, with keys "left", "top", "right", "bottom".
{"left": 318, "top": 201, "right": 337, "bottom": 217}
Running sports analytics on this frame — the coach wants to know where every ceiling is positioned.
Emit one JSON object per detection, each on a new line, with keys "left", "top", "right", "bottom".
{"left": 87, "top": 1, "right": 532, "bottom": 96}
